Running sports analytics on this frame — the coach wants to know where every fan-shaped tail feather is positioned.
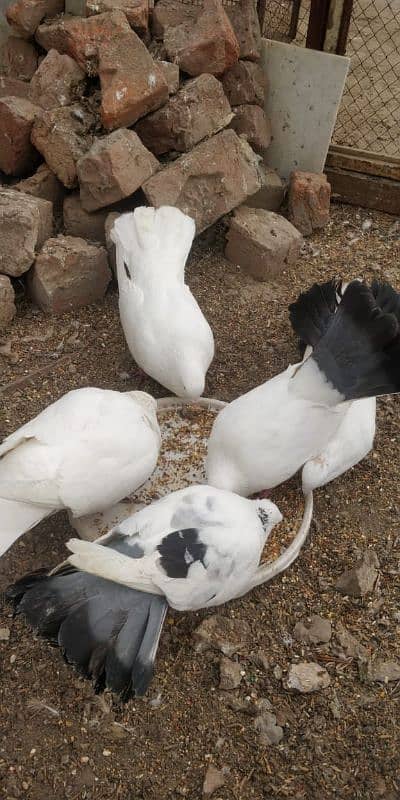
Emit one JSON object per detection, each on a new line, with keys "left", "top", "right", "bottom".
{"left": 6, "top": 567, "right": 168, "bottom": 699}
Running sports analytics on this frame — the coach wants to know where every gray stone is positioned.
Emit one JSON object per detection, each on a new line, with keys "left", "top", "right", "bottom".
{"left": 286, "top": 662, "right": 331, "bottom": 693}
{"left": 335, "top": 550, "right": 379, "bottom": 597}
{"left": 219, "top": 656, "right": 243, "bottom": 690}
{"left": 293, "top": 615, "right": 332, "bottom": 645}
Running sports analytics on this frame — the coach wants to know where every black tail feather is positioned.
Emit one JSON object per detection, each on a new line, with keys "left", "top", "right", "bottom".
{"left": 289, "top": 279, "right": 341, "bottom": 353}
{"left": 312, "top": 280, "right": 400, "bottom": 400}
{"left": 6, "top": 569, "right": 168, "bottom": 699}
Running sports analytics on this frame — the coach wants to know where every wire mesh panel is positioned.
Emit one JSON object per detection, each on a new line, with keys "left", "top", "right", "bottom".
{"left": 262, "top": 0, "right": 309, "bottom": 42}
{"left": 332, "top": 0, "right": 400, "bottom": 156}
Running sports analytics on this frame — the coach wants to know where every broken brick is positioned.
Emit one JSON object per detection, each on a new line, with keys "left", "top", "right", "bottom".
{"left": 0, "top": 75, "right": 32, "bottom": 99}
{"left": 143, "top": 129, "right": 265, "bottom": 233}
{"left": 164, "top": 0, "right": 240, "bottom": 77}
{"left": 0, "top": 96, "right": 40, "bottom": 176}
{"left": 0, "top": 36, "right": 38, "bottom": 80}
{"left": 222, "top": 59, "right": 266, "bottom": 107}
{"left": 288, "top": 170, "right": 331, "bottom": 236}
{"left": 30, "top": 49, "right": 86, "bottom": 110}
{"left": 226, "top": 0, "right": 262, "bottom": 61}
{"left": 135, "top": 73, "right": 233, "bottom": 155}
{"left": 63, "top": 193, "right": 108, "bottom": 243}
{"left": 28, "top": 235, "right": 111, "bottom": 314}
{"left": 230, "top": 104, "right": 271, "bottom": 154}
{"left": 31, "top": 104, "right": 95, "bottom": 188}
{"left": 6, "top": 0, "right": 64, "bottom": 39}
{"left": 151, "top": 0, "right": 197, "bottom": 39}
{"left": 225, "top": 206, "right": 303, "bottom": 281}
{"left": 0, "top": 188, "right": 53, "bottom": 277}
{"left": 246, "top": 166, "right": 285, "bottom": 212}
{"left": 36, "top": 11, "right": 168, "bottom": 130}
{"left": 15, "top": 164, "right": 65, "bottom": 215}
{"left": 86, "top": 0, "right": 149, "bottom": 39}
{"left": 77, "top": 128, "right": 159, "bottom": 212}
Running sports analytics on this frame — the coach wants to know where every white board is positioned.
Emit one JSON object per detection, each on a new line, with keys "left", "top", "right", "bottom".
{"left": 262, "top": 39, "right": 350, "bottom": 181}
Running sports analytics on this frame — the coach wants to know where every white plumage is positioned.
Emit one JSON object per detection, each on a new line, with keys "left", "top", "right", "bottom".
{"left": 206, "top": 280, "right": 400, "bottom": 497}
{"left": 111, "top": 206, "right": 215, "bottom": 399}
{"left": 66, "top": 485, "right": 283, "bottom": 611}
{"left": 0, "top": 387, "right": 161, "bottom": 557}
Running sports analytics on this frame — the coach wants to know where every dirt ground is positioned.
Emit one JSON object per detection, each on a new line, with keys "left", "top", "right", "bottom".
{"left": 0, "top": 203, "right": 400, "bottom": 800}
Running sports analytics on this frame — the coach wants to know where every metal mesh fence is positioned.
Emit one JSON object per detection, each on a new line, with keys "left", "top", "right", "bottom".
{"left": 333, "top": 0, "right": 400, "bottom": 156}
{"left": 262, "top": 0, "right": 400, "bottom": 158}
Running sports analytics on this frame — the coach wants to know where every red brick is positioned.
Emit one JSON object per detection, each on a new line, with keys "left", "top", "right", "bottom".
{"left": 222, "top": 60, "right": 266, "bottom": 107}
{"left": 0, "top": 36, "right": 38, "bottom": 80}
{"left": 77, "top": 129, "right": 159, "bottom": 212}
{"left": 288, "top": 171, "right": 331, "bottom": 236}
{"left": 36, "top": 11, "right": 168, "bottom": 130}
{"left": 164, "top": 0, "right": 240, "bottom": 77}
{"left": 0, "top": 96, "right": 40, "bottom": 176}
{"left": 143, "top": 129, "right": 265, "bottom": 234}
{"left": 0, "top": 188, "right": 53, "bottom": 277}
{"left": 226, "top": 0, "right": 262, "bottom": 62}
{"left": 6, "top": 0, "right": 64, "bottom": 39}
{"left": 0, "top": 275, "right": 16, "bottom": 330}
{"left": 15, "top": 164, "right": 66, "bottom": 215}
{"left": 31, "top": 105, "right": 95, "bottom": 188}
{"left": 63, "top": 193, "right": 108, "bottom": 243}
{"left": 28, "top": 235, "right": 111, "bottom": 314}
{"left": 135, "top": 73, "right": 233, "bottom": 155}
{"left": 86, "top": 0, "right": 149, "bottom": 39}
{"left": 225, "top": 206, "right": 303, "bottom": 281}
{"left": 30, "top": 49, "right": 86, "bottom": 110}
{"left": 230, "top": 104, "right": 271, "bottom": 154}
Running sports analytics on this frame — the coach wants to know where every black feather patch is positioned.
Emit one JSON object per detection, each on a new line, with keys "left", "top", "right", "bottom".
{"left": 289, "top": 279, "right": 340, "bottom": 350}
{"left": 123, "top": 261, "right": 131, "bottom": 280}
{"left": 157, "top": 528, "right": 207, "bottom": 579}
{"left": 257, "top": 508, "right": 270, "bottom": 530}
{"left": 313, "top": 280, "right": 400, "bottom": 400}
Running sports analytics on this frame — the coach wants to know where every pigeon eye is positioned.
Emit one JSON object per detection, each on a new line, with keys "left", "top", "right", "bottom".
{"left": 124, "top": 261, "right": 131, "bottom": 279}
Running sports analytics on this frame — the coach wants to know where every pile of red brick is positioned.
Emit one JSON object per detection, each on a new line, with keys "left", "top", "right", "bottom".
{"left": 0, "top": 0, "right": 330, "bottom": 328}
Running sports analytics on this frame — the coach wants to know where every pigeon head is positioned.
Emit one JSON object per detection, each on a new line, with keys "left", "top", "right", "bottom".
{"left": 174, "top": 362, "right": 206, "bottom": 400}
{"left": 255, "top": 499, "right": 283, "bottom": 533}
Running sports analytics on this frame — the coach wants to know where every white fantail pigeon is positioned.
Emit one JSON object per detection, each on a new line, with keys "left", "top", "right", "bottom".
{"left": 0, "top": 388, "right": 161, "bottom": 557}
{"left": 289, "top": 279, "right": 377, "bottom": 493}
{"left": 111, "top": 206, "right": 215, "bottom": 399}
{"left": 205, "top": 280, "right": 400, "bottom": 497}
{"left": 7, "top": 485, "right": 283, "bottom": 698}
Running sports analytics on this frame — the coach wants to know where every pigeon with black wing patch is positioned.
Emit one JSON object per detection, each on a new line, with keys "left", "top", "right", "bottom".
{"left": 7, "top": 485, "right": 282, "bottom": 698}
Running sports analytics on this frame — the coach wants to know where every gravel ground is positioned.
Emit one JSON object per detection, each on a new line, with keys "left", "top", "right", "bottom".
{"left": 0, "top": 203, "right": 399, "bottom": 800}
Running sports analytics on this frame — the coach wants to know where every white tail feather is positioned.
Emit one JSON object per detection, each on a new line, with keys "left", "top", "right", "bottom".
{"left": 66, "top": 538, "right": 162, "bottom": 594}
{"left": 111, "top": 206, "right": 196, "bottom": 286}
{"left": 0, "top": 498, "right": 50, "bottom": 557}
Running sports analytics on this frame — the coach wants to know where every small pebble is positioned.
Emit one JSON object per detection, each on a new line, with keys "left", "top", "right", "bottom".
{"left": 102, "top": 749, "right": 112, "bottom": 757}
